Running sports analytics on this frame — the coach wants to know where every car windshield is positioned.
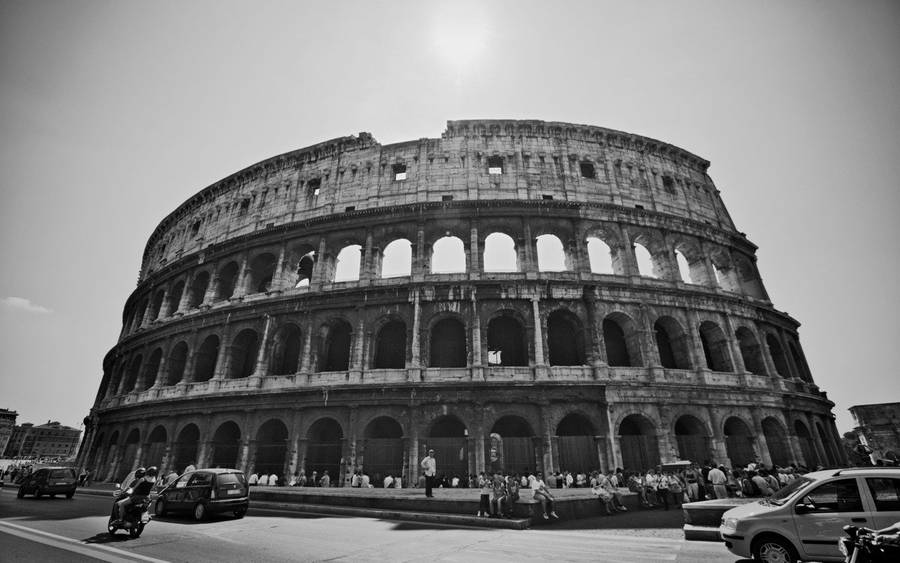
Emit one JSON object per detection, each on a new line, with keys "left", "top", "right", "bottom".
{"left": 770, "top": 476, "right": 814, "bottom": 505}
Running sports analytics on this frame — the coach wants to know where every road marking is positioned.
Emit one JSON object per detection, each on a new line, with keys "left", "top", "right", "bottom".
{"left": 0, "top": 521, "right": 171, "bottom": 563}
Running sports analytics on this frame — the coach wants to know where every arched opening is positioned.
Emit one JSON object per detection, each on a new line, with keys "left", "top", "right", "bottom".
{"left": 675, "top": 249, "right": 692, "bottom": 283}
{"left": 603, "top": 314, "right": 642, "bottom": 367}
{"left": 431, "top": 236, "right": 466, "bottom": 273}
{"left": 363, "top": 417, "right": 404, "bottom": 486}
{"left": 255, "top": 419, "right": 289, "bottom": 478}
{"left": 426, "top": 416, "right": 468, "bottom": 480}
{"left": 188, "top": 271, "right": 210, "bottom": 308}
{"left": 762, "top": 418, "right": 791, "bottom": 467}
{"left": 483, "top": 232, "right": 517, "bottom": 272}
{"left": 789, "top": 341, "right": 811, "bottom": 382}
{"left": 123, "top": 355, "right": 143, "bottom": 393}
{"left": 619, "top": 415, "right": 660, "bottom": 471}
{"left": 429, "top": 317, "right": 467, "bottom": 367}
{"left": 166, "top": 281, "right": 185, "bottom": 316}
{"left": 487, "top": 315, "right": 526, "bottom": 366}
{"left": 306, "top": 418, "right": 344, "bottom": 484}
{"left": 149, "top": 290, "right": 165, "bottom": 321}
{"left": 211, "top": 421, "right": 241, "bottom": 469}
{"left": 381, "top": 239, "right": 412, "bottom": 278}
{"left": 270, "top": 324, "right": 302, "bottom": 375}
{"left": 193, "top": 335, "right": 220, "bottom": 382}
{"left": 556, "top": 414, "right": 597, "bottom": 475}
{"left": 121, "top": 429, "right": 141, "bottom": 479}
{"left": 249, "top": 253, "right": 277, "bottom": 293}
{"left": 295, "top": 251, "right": 315, "bottom": 287}
{"left": 334, "top": 244, "right": 362, "bottom": 282}
{"left": 215, "top": 261, "right": 240, "bottom": 301}
{"left": 174, "top": 424, "right": 200, "bottom": 473}
{"left": 227, "top": 329, "right": 259, "bottom": 379}
{"left": 674, "top": 415, "right": 710, "bottom": 463}
{"left": 548, "top": 310, "right": 585, "bottom": 366}
{"left": 489, "top": 416, "right": 535, "bottom": 474}
{"left": 699, "top": 321, "right": 733, "bottom": 372}
{"left": 634, "top": 242, "right": 657, "bottom": 278}
{"left": 536, "top": 234, "right": 566, "bottom": 272}
{"left": 724, "top": 417, "right": 755, "bottom": 467}
{"left": 319, "top": 319, "right": 352, "bottom": 372}
{"left": 795, "top": 420, "right": 819, "bottom": 468}
{"left": 736, "top": 327, "right": 766, "bottom": 375}
{"left": 766, "top": 334, "right": 790, "bottom": 378}
{"left": 586, "top": 237, "right": 614, "bottom": 274}
{"left": 373, "top": 320, "right": 406, "bottom": 369}
{"left": 145, "top": 426, "right": 167, "bottom": 469}
{"left": 712, "top": 256, "right": 740, "bottom": 292}
{"left": 132, "top": 299, "right": 148, "bottom": 332}
{"left": 141, "top": 348, "right": 163, "bottom": 390}
{"left": 166, "top": 341, "right": 188, "bottom": 385}
{"left": 654, "top": 317, "right": 692, "bottom": 369}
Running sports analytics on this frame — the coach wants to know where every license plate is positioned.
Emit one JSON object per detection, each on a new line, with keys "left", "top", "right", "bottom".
{"left": 55, "top": 482, "right": 69, "bottom": 485}
{"left": 226, "top": 489, "right": 241, "bottom": 495}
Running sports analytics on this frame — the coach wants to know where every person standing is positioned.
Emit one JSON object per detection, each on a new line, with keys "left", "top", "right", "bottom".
{"left": 708, "top": 465, "right": 728, "bottom": 499}
{"left": 421, "top": 449, "right": 437, "bottom": 498}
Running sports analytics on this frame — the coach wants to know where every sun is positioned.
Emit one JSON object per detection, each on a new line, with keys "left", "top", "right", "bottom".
{"left": 432, "top": 16, "right": 488, "bottom": 70}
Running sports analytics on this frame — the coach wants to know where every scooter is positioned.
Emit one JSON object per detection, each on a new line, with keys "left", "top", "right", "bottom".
{"left": 839, "top": 525, "right": 900, "bottom": 563}
{"left": 107, "top": 484, "right": 151, "bottom": 538}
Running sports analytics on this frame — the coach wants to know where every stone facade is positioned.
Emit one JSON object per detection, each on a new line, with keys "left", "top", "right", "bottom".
{"left": 0, "top": 409, "right": 17, "bottom": 458}
{"left": 78, "top": 119, "right": 845, "bottom": 485}
{"left": 850, "top": 403, "right": 900, "bottom": 464}
{"left": 4, "top": 421, "right": 81, "bottom": 460}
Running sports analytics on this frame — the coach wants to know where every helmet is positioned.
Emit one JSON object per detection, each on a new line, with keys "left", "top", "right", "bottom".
{"left": 134, "top": 467, "right": 146, "bottom": 479}
{"left": 146, "top": 466, "right": 158, "bottom": 477}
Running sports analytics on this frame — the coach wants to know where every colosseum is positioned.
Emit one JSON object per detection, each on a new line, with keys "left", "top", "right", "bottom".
{"left": 78, "top": 119, "right": 847, "bottom": 485}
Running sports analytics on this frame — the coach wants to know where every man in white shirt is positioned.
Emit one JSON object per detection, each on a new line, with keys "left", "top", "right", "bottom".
{"left": 420, "top": 449, "right": 437, "bottom": 498}
{"left": 383, "top": 474, "right": 394, "bottom": 489}
{"left": 248, "top": 473, "right": 259, "bottom": 486}
{"left": 708, "top": 465, "right": 728, "bottom": 499}
{"left": 530, "top": 471, "right": 559, "bottom": 519}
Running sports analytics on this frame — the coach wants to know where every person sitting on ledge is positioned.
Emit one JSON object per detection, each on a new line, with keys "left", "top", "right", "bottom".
{"left": 530, "top": 471, "right": 559, "bottom": 520}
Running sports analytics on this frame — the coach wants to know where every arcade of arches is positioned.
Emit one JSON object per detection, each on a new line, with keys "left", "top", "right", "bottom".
{"left": 85, "top": 399, "right": 844, "bottom": 485}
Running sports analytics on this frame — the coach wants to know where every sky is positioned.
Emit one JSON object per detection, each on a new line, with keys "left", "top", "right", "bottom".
{"left": 1, "top": 0, "right": 898, "bottom": 437}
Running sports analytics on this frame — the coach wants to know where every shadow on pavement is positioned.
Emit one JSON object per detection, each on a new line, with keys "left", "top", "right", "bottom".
{"left": 82, "top": 532, "right": 134, "bottom": 544}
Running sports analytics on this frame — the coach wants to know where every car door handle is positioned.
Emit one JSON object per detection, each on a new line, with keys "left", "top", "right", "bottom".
{"left": 851, "top": 518, "right": 867, "bottom": 523}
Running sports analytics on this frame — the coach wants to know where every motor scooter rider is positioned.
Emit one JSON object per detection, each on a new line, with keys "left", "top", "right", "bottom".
{"left": 113, "top": 466, "right": 158, "bottom": 523}
{"left": 874, "top": 521, "right": 900, "bottom": 545}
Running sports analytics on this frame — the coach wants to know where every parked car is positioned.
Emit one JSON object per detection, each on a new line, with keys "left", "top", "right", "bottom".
{"left": 16, "top": 467, "right": 78, "bottom": 499}
{"left": 720, "top": 467, "right": 900, "bottom": 562}
{"left": 154, "top": 468, "right": 248, "bottom": 521}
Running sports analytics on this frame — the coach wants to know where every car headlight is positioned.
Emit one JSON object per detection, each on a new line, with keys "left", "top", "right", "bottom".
{"left": 721, "top": 517, "right": 740, "bottom": 533}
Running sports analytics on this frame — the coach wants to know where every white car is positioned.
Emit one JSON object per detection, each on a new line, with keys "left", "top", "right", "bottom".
{"left": 720, "top": 467, "right": 900, "bottom": 562}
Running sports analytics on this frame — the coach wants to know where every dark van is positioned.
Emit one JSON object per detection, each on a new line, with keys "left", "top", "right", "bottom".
{"left": 17, "top": 467, "right": 78, "bottom": 499}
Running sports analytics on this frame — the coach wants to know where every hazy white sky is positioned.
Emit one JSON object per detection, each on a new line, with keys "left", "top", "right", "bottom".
{"left": 1, "top": 0, "right": 898, "bottom": 435}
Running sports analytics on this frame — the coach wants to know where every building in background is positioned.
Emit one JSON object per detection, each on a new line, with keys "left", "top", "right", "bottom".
{"left": 0, "top": 409, "right": 18, "bottom": 457}
{"left": 4, "top": 421, "right": 82, "bottom": 460}
{"left": 850, "top": 403, "right": 900, "bottom": 465}
{"left": 79, "top": 119, "right": 845, "bottom": 484}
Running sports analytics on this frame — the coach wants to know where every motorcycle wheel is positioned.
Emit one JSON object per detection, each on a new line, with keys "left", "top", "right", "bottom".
{"left": 107, "top": 516, "right": 117, "bottom": 536}
{"left": 129, "top": 524, "right": 144, "bottom": 538}
{"left": 193, "top": 502, "right": 207, "bottom": 521}
{"left": 154, "top": 498, "right": 166, "bottom": 517}
{"left": 752, "top": 536, "right": 797, "bottom": 563}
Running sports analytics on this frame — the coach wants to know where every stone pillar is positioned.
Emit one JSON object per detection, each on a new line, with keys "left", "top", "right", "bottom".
{"left": 540, "top": 405, "right": 554, "bottom": 475}
{"left": 160, "top": 442, "right": 173, "bottom": 475}
{"left": 469, "top": 224, "right": 480, "bottom": 276}
{"left": 532, "top": 297, "right": 545, "bottom": 365}
{"left": 212, "top": 325, "right": 233, "bottom": 380}
{"left": 707, "top": 407, "right": 729, "bottom": 464}
{"left": 352, "top": 309, "right": 366, "bottom": 373}
{"left": 233, "top": 252, "right": 251, "bottom": 297}
{"left": 296, "top": 438, "right": 309, "bottom": 476}
{"left": 409, "top": 289, "right": 422, "bottom": 382}
{"left": 272, "top": 243, "right": 287, "bottom": 290}
{"left": 413, "top": 224, "right": 427, "bottom": 280}
{"left": 470, "top": 291, "right": 483, "bottom": 377}
{"left": 750, "top": 409, "right": 773, "bottom": 467}
{"left": 361, "top": 229, "right": 375, "bottom": 283}
{"left": 197, "top": 440, "right": 213, "bottom": 468}
{"left": 829, "top": 418, "right": 849, "bottom": 466}
{"left": 202, "top": 263, "right": 220, "bottom": 307}
{"left": 254, "top": 315, "right": 273, "bottom": 376}
{"left": 688, "top": 311, "right": 708, "bottom": 371}
{"left": 522, "top": 222, "right": 536, "bottom": 274}
{"left": 237, "top": 438, "right": 252, "bottom": 474}
{"left": 723, "top": 317, "right": 746, "bottom": 374}
{"left": 806, "top": 413, "right": 829, "bottom": 467}
{"left": 311, "top": 237, "right": 328, "bottom": 290}
{"left": 175, "top": 273, "right": 193, "bottom": 314}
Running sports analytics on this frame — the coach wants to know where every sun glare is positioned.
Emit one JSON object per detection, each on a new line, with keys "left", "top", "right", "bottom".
{"left": 433, "top": 16, "right": 488, "bottom": 70}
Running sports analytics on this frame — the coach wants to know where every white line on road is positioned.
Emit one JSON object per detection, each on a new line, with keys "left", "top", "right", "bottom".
{"left": 0, "top": 521, "right": 172, "bottom": 563}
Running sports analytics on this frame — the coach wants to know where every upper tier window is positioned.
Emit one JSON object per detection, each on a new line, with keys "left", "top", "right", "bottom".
{"left": 392, "top": 163, "right": 407, "bottom": 181}
{"left": 487, "top": 156, "right": 503, "bottom": 175}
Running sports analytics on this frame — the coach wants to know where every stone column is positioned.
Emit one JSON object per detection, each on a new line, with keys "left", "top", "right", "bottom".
{"left": 202, "top": 263, "right": 220, "bottom": 307}
{"left": 254, "top": 315, "right": 273, "bottom": 376}
{"left": 237, "top": 438, "right": 252, "bottom": 474}
{"left": 470, "top": 290, "right": 483, "bottom": 379}
{"left": 707, "top": 407, "right": 729, "bottom": 464}
{"left": 296, "top": 438, "right": 309, "bottom": 476}
{"left": 469, "top": 224, "right": 480, "bottom": 277}
{"left": 723, "top": 317, "right": 747, "bottom": 374}
{"left": 522, "top": 222, "right": 537, "bottom": 275}
{"left": 175, "top": 273, "right": 193, "bottom": 314}
{"left": 271, "top": 243, "right": 287, "bottom": 290}
{"left": 657, "top": 406, "right": 675, "bottom": 463}
{"left": 212, "top": 325, "right": 232, "bottom": 380}
{"left": 361, "top": 229, "right": 375, "bottom": 284}
{"left": 806, "top": 413, "right": 829, "bottom": 467}
{"left": 299, "top": 313, "right": 314, "bottom": 375}
{"left": 310, "top": 237, "right": 328, "bottom": 290}
{"left": 750, "top": 409, "right": 772, "bottom": 466}
{"left": 413, "top": 224, "right": 427, "bottom": 281}
{"left": 532, "top": 297, "right": 545, "bottom": 365}
{"left": 409, "top": 289, "right": 422, "bottom": 381}
{"left": 233, "top": 252, "right": 251, "bottom": 297}
{"left": 540, "top": 405, "right": 554, "bottom": 475}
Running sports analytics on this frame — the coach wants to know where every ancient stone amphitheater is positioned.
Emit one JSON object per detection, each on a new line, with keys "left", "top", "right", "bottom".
{"left": 79, "top": 119, "right": 845, "bottom": 484}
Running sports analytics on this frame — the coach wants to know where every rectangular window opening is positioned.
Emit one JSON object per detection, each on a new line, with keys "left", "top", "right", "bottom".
{"left": 308, "top": 178, "right": 321, "bottom": 197}
{"left": 441, "top": 195, "right": 453, "bottom": 201}
{"left": 392, "top": 163, "right": 407, "bottom": 181}
{"left": 542, "top": 194, "right": 554, "bottom": 200}
{"left": 487, "top": 156, "right": 504, "bottom": 175}
{"left": 345, "top": 206, "right": 355, "bottom": 212}
{"left": 580, "top": 162, "right": 596, "bottom": 179}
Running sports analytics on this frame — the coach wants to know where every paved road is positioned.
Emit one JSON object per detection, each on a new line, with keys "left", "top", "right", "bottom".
{"left": 0, "top": 487, "right": 743, "bottom": 562}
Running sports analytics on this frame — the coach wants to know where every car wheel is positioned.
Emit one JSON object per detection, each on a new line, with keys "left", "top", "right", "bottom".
{"left": 234, "top": 507, "right": 246, "bottom": 519}
{"left": 34, "top": 488, "right": 43, "bottom": 499}
{"left": 193, "top": 502, "right": 207, "bottom": 521}
{"left": 753, "top": 536, "right": 797, "bottom": 563}
{"left": 154, "top": 498, "right": 167, "bottom": 517}
{"left": 66, "top": 491, "right": 75, "bottom": 499}
{"left": 16, "top": 488, "right": 25, "bottom": 499}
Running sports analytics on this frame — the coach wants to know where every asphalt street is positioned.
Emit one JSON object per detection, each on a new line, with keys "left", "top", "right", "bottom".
{"left": 0, "top": 487, "right": 744, "bottom": 562}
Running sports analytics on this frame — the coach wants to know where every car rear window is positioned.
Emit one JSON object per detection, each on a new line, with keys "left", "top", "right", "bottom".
{"left": 50, "top": 469, "right": 75, "bottom": 479}
{"left": 187, "top": 473, "right": 214, "bottom": 487}
{"left": 866, "top": 478, "right": 900, "bottom": 511}
{"left": 218, "top": 472, "right": 246, "bottom": 485}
